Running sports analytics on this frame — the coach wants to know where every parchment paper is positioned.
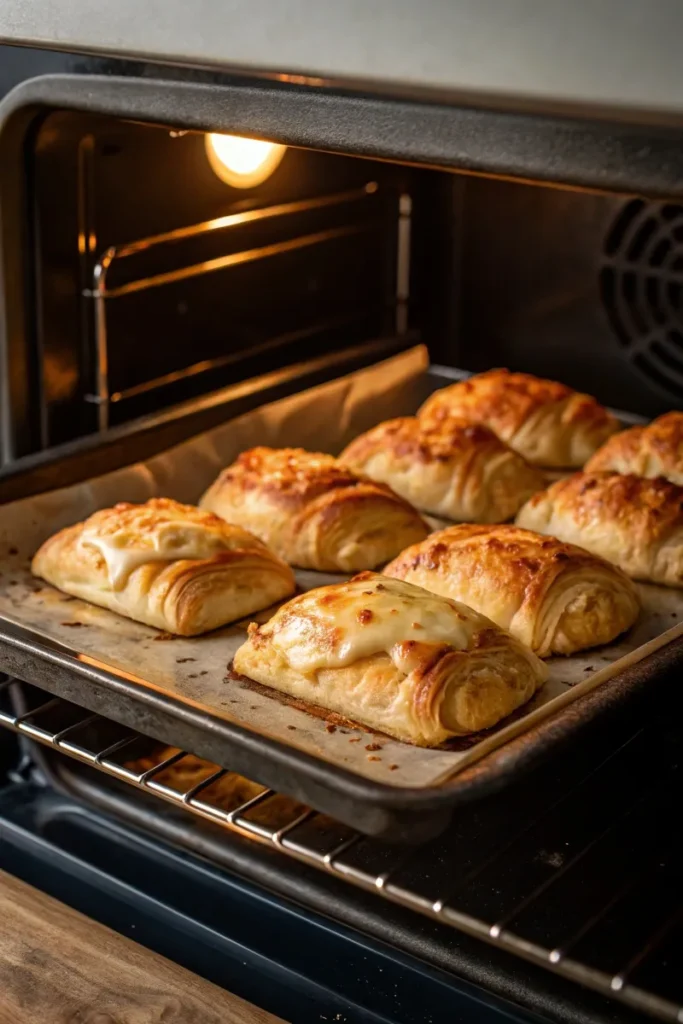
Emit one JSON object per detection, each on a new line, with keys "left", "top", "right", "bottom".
{"left": 0, "top": 345, "right": 681, "bottom": 790}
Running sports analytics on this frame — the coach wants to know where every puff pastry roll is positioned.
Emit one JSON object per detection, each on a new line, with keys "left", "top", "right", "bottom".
{"left": 31, "top": 497, "right": 296, "bottom": 635}
{"left": 516, "top": 473, "right": 683, "bottom": 587}
{"left": 418, "top": 369, "right": 620, "bottom": 469}
{"left": 585, "top": 411, "right": 683, "bottom": 485}
{"left": 200, "top": 447, "right": 429, "bottom": 572}
{"left": 233, "top": 573, "right": 548, "bottom": 745}
{"left": 385, "top": 524, "right": 639, "bottom": 656}
{"left": 340, "top": 416, "right": 544, "bottom": 523}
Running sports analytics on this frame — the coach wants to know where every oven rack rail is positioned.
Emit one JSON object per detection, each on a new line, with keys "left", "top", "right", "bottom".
{"left": 1, "top": 676, "right": 682, "bottom": 1024}
{"left": 82, "top": 179, "right": 411, "bottom": 431}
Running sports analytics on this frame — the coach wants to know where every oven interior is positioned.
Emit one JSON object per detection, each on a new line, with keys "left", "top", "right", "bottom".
{"left": 4, "top": 108, "right": 683, "bottom": 466}
{"left": 2, "top": 102, "right": 683, "bottom": 1024}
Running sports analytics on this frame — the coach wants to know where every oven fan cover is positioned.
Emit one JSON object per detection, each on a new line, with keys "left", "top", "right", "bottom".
{"left": 600, "top": 199, "right": 683, "bottom": 400}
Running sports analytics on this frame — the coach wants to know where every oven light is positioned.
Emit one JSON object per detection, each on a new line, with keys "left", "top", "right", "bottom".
{"left": 205, "top": 133, "right": 286, "bottom": 188}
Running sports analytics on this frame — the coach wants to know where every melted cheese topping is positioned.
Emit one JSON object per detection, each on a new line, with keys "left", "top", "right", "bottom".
{"left": 80, "top": 510, "right": 233, "bottom": 589}
{"left": 270, "top": 574, "right": 484, "bottom": 673}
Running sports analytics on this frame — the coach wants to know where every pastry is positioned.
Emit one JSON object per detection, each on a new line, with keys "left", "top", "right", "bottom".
{"left": 418, "top": 368, "right": 620, "bottom": 468}
{"left": 31, "top": 497, "right": 296, "bottom": 635}
{"left": 516, "top": 472, "right": 683, "bottom": 587}
{"left": 340, "top": 416, "right": 544, "bottom": 522}
{"left": 200, "top": 447, "right": 429, "bottom": 572}
{"left": 233, "top": 572, "right": 548, "bottom": 745}
{"left": 585, "top": 411, "right": 683, "bottom": 485}
{"left": 385, "top": 524, "right": 640, "bottom": 656}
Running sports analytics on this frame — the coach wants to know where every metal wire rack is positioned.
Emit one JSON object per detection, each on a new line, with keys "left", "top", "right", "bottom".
{"left": 2, "top": 674, "right": 683, "bottom": 1023}
{"left": 81, "top": 180, "right": 410, "bottom": 430}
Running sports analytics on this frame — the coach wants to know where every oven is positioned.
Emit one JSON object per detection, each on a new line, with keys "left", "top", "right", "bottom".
{"left": 1, "top": 13, "right": 683, "bottom": 1022}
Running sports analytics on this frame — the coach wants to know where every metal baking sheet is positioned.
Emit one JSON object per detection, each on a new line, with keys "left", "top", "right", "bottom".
{"left": 0, "top": 346, "right": 680, "bottom": 836}
{"left": 0, "top": 558, "right": 681, "bottom": 790}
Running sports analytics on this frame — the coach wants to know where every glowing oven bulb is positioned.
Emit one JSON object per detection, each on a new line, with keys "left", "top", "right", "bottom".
{"left": 205, "top": 133, "right": 286, "bottom": 188}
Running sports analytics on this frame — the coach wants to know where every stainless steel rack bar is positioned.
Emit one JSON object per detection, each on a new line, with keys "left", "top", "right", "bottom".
{"left": 1, "top": 679, "right": 682, "bottom": 1024}
{"left": 81, "top": 180, "right": 404, "bottom": 431}
{"left": 88, "top": 185, "right": 381, "bottom": 295}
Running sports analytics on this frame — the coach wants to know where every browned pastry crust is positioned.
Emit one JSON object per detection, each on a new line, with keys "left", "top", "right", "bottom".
{"left": 516, "top": 472, "right": 683, "bottom": 586}
{"left": 31, "top": 497, "right": 296, "bottom": 635}
{"left": 585, "top": 411, "right": 683, "bottom": 485}
{"left": 418, "top": 369, "right": 620, "bottom": 468}
{"left": 340, "top": 416, "right": 544, "bottom": 522}
{"left": 385, "top": 524, "right": 640, "bottom": 656}
{"left": 200, "top": 447, "right": 429, "bottom": 572}
{"left": 233, "top": 572, "right": 548, "bottom": 745}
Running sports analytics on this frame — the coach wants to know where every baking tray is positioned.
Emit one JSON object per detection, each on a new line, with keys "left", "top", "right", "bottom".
{"left": 0, "top": 346, "right": 679, "bottom": 841}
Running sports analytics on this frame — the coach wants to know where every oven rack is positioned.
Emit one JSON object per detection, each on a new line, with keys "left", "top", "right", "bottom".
{"left": 2, "top": 675, "right": 683, "bottom": 1024}
{"left": 82, "top": 179, "right": 410, "bottom": 431}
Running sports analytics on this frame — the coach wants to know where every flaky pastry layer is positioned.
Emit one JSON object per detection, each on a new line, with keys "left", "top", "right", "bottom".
{"left": 385, "top": 524, "right": 640, "bottom": 656}
{"left": 585, "top": 411, "right": 683, "bottom": 485}
{"left": 233, "top": 573, "right": 548, "bottom": 745}
{"left": 516, "top": 472, "right": 683, "bottom": 587}
{"left": 200, "top": 447, "right": 428, "bottom": 571}
{"left": 340, "top": 416, "right": 544, "bottom": 522}
{"left": 418, "top": 369, "right": 619, "bottom": 469}
{"left": 31, "top": 497, "right": 296, "bottom": 635}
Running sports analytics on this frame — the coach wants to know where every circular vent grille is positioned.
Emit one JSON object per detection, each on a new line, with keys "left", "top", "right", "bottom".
{"left": 600, "top": 199, "right": 683, "bottom": 399}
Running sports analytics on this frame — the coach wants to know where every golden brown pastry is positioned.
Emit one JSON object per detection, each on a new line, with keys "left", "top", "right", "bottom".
{"left": 418, "top": 369, "right": 620, "bottom": 469}
{"left": 31, "top": 497, "right": 296, "bottom": 635}
{"left": 516, "top": 472, "right": 683, "bottom": 587}
{"left": 233, "top": 572, "right": 548, "bottom": 745}
{"left": 585, "top": 411, "right": 683, "bottom": 485}
{"left": 200, "top": 447, "right": 429, "bottom": 572}
{"left": 384, "top": 524, "right": 639, "bottom": 656}
{"left": 339, "top": 416, "right": 544, "bottom": 523}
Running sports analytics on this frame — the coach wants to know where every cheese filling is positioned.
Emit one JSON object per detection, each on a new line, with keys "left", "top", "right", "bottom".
{"left": 271, "top": 576, "right": 483, "bottom": 673}
{"left": 81, "top": 521, "right": 230, "bottom": 590}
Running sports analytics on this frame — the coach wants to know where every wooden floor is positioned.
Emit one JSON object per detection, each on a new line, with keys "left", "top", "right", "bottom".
{"left": 0, "top": 868, "right": 285, "bottom": 1024}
